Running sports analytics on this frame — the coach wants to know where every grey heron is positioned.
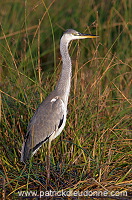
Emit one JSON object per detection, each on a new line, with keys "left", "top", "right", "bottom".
{"left": 21, "top": 29, "right": 98, "bottom": 180}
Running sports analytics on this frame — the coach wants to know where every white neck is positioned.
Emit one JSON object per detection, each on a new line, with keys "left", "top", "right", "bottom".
{"left": 55, "top": 36, "right": 72, "bottom": 105}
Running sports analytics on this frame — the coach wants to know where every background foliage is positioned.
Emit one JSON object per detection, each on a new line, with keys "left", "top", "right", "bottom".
{"left": 0, "top": 0, "right": 132, "bottom": 199}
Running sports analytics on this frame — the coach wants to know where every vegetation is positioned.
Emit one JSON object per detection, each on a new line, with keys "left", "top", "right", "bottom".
{"left": 0, "top": 0, "right": 132, "bottom": 199}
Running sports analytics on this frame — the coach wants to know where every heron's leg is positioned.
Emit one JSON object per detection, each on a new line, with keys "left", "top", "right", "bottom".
{"left": 46, "top": 139, "right": 51, "bottom": 187}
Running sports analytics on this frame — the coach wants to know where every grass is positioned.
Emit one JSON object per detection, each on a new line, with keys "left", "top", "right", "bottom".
{"left": 0, "top": 0, "right": 132, "bottom": 199}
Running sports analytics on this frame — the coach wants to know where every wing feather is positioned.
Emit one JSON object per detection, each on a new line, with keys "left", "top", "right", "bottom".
{"left": 21, "top": 96, "right": 66, "bottom": 162}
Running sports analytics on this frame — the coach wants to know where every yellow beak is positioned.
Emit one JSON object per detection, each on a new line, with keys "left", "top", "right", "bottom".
{"left": 77, "top": 33, "right": 99, "bottom": 39}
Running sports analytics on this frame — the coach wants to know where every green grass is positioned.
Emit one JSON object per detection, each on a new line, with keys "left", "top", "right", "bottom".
{"left": 0, "top": 0, "right": 132, "bottom": 199}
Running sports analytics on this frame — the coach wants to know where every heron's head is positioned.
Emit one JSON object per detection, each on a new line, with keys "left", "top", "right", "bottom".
{"left": 62, "top": 29, "right": 98, "bottom": 43}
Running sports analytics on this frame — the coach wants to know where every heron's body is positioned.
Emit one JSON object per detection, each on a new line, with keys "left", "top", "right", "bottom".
{"left": 21, "top": 29, "right": 98, "bottom": 163}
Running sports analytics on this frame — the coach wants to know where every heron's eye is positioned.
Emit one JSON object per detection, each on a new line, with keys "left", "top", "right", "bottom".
{"left": 72, "top": 32, "right": 80, "bottom": 36}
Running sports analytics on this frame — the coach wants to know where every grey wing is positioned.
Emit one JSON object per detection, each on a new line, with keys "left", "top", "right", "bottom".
{"left": 21, "top": 96, "right": 66, "bottom": 163}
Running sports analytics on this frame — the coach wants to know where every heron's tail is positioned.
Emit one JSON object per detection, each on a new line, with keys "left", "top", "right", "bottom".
{"left": 20, "top": 141, "right": 31, "bottom": 163}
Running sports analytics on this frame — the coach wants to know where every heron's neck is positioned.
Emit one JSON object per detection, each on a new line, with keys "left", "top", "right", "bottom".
{"left": 55, "top": 39, "right": 72, "bottom": 105}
